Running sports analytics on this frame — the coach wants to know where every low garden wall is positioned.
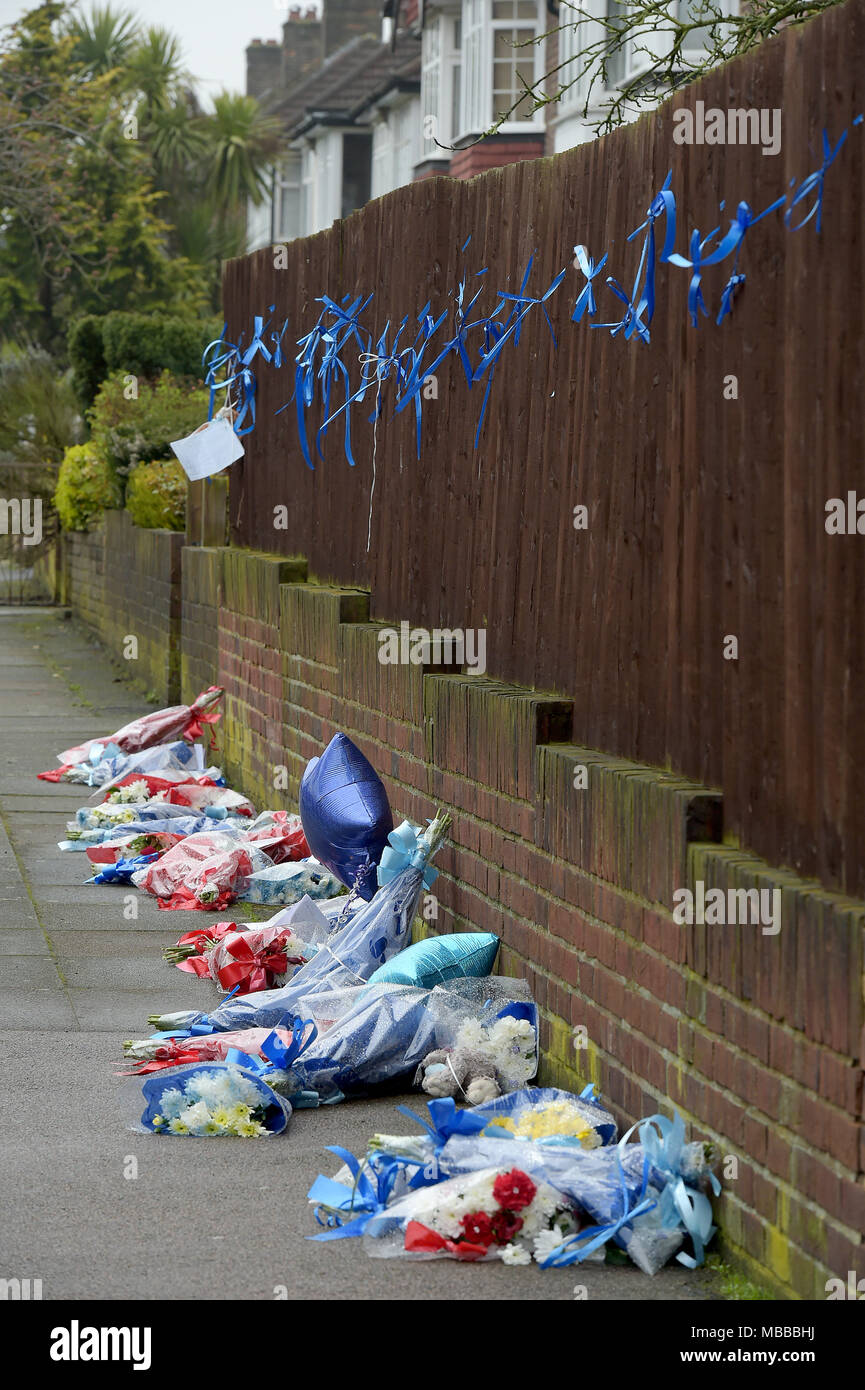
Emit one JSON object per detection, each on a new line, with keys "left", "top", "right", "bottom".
{"left": 60, "top": 511, "right": 184, "bottom": 704}
{"left": 111, "top": 540, "right": 860, "bottom": 1301}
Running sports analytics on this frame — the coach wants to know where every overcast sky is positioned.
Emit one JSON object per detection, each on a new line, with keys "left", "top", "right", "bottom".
{"left": 0, "top": 0, "right": 321, "bottom": 102}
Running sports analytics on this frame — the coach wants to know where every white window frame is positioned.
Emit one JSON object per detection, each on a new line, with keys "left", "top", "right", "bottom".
{"left": 554, "top": 1, "right": 602, "bottom": 113}
{"left": 274, "top": 152, "right": 302, "bottom": 243}
{"left": 392, "top": 97, "right": 419, "bottom": 188}
{"left": 300, "top": 142, "right": 317, "bottom": 237}
{"left": 421, "top": 3, "right": 463, "bottom": 158}
{"left": 457, "top": 0, "right": 545, "bottom": 142}
{"left": 371, "top": 114, "right": 394, "bottom": 198}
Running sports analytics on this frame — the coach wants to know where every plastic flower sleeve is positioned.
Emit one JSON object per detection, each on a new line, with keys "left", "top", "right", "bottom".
{"left": 128, "top": 1060, "right": 293, "bottom": 1137}
{"left": 199, "top": 837, "right": 440, "bottom": 1032}
{"left": 284, "top": 977, "right": 537, "bottom": 1104}
{"left": 55, "top": 687, "right": 223, "bottom": 767}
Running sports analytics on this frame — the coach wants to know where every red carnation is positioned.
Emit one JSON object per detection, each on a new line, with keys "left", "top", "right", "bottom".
{"left": 490, "top": 1209, "right": 524, "bottom": 1245}
{"left": 493, "top": 1169, "right": 537, "bottom": 1212}
{"left": 460, "top": 1210, "right": 495, "bottom": 1246}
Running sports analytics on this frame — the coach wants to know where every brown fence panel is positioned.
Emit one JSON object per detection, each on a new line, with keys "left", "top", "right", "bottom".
{"left": 223, "top": 0, "right": 865, "bottom": 897}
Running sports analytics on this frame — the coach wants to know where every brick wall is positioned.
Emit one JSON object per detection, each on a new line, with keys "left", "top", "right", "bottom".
{"left": 449, "top": 135, "right": 546, "bottom": 180}
{"left": 322, "top": 0, "right": 382, "bottom": 56}
{"left": 62, "top": 528, "right": 107, "bottom": 633}
{"left": 62, "top": 512, "right": 184, "bottom": 705}
{"left": 174, "top": 545, "right": 865, "bottom": 1299}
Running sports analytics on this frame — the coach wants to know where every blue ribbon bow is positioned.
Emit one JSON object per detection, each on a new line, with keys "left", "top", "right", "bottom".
{"left": 377, "top": 819, "right": 439, "bottom": 890}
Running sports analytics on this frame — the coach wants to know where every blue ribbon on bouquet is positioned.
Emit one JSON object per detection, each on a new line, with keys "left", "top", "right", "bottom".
{"left": 536, "top": 1145, "right": 657, "bottom": 1268}
{"left": 307, "top": 1148, "right": 413, "bottom": 1239}
{"left": 637, "top": 1112, "right": 719, "bottom": 1268}
{"left": 377, "top": 820, "right": 439, "bottom": 889}
{"left": 86, "top": 852, "right": 157, "bottom": 884}
{"left": 260, "top": 1018, "right": 318, "bottom": 1070}
{"left": 394, "top": 1097, "right": 488, "bottom": 1154}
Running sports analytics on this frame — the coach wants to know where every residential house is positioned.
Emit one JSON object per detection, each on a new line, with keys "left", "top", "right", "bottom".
{"left": 245, "top": 0, "right": 736, "bottom": 250}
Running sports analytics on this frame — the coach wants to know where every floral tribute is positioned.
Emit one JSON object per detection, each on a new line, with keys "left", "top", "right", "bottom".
{"left": 400, "top": 1167, "right": 579, "bottom": 1266}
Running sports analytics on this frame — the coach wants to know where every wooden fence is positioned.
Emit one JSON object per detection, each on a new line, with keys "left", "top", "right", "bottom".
{"left": 223, "top": 0, "right": 865, "bottom": 897}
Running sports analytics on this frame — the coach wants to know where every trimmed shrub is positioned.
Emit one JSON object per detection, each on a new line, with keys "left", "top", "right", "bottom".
{"left": 54, "top": 443, "right": 120, "bottom": 532}
{"left": 126, "top": 458, "right": 187, "bottom": 532}
{"left": 67, "top": 316, "right": 107, "bottom": 412}
{"left": 67, "top": 312, "right": 222, "bottom": 409}
{"left": 88, "top": 370, "right": 206, "bottom": 494}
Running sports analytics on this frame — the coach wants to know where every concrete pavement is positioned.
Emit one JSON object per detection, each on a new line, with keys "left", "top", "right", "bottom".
{"left": 0, "top": 609, "right": 717, "bottom": 1301}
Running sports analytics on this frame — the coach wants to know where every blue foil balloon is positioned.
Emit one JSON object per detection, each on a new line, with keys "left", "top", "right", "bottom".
{"left": 299, "top": 733, "right": 393, "bottom": 900}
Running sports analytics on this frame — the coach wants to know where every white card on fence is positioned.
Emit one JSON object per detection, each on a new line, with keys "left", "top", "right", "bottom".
{"left": 170, "top": 417, "right": 245, "bottom": 481}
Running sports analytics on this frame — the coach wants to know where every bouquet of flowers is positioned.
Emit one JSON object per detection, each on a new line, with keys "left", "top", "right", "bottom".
{"left": 60, "top": 812, "right": 221, "bottom": 851}
{"left": 334, "top": 1165, "right": 581, "bottom": 1264}
{"left": 121, "top": 1023, "right": 315, "bottom": 1074}
{"left": 44, "top": 739, "right": 211, "bottom": 788}
{"left": 275, "top": 977, "right": 538, "bottom": 1106}
{"left": 435, "top": 1112, "right": 719, "bottom": 1274}
{"left": 137, "top": 1061, "right": 290, "bottom": 1137}
{"left": 50, "top": 687, "right": 224, "bottom": 771}
{"left": 130, "top": 829, "right": 276, "bottom": 910}
{"left": 240, "top": 858, "right": 344, "bottom": 905}
{"left": 162, "top": 903, "right": 325, "bottom": 993}
{"left": 366, "top": 1087, "right": 616, "bottom": 1176}
{"left": 189, "top": 810, "right": 452, "bottom": 1034}
{"left": 102, "top": 776, "right": 253, "bottom": 818}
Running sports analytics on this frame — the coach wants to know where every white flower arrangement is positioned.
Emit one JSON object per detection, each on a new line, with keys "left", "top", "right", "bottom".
{"left": 149, "top": 1068, "right": 271, "bottom": 1138}
{"left": 106, "top": 779, "right": 150, "bottom": 804}
{"left": 399, "top": 1166, "right": 573, "bottom": 1260}
{"left": 454, "top": 1015, "right": 537, "bottom": 1090}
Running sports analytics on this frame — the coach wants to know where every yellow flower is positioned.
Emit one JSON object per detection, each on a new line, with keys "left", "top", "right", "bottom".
{"left": 152, "top": 1114, "right": 165, "bottom": 1128}
{"left": 212, "top": 1106, "right": 233, "bottom": 1127}
{"left": 168, "top": 1118, "right": 190, "bottom": 1135}
{"left": 491, "top": 1101, "right": 600, "bottom": 1148}
{"left": 232, "top": 1119, "right": 266, "bottom": 1138}
{"left": 230, "top": 1103, "right": 251, "bottom": 1121}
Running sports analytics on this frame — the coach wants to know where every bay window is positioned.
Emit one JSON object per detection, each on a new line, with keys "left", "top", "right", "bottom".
{"left": 456, "top": 0, "right": 544, "bottom": 140}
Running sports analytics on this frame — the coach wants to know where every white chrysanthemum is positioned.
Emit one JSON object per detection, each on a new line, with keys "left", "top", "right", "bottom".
{"left": 455, "top": 1018, "right": 486, "bottom": 1050}
{"left": 519, "top": 1182, "right": 566, "bottom": 1237}
{"left": 220, "top": 1071, "right": 266, "bottom": 1110}
{"left": 430, "top": 1204, "right": 465, "bottom": 1240}
{"left": 183, "top": 1071, "right": 223, "bottom": 1105}
{"left": 183, "top": 1100, "right": 213, "bottom": 1135}
{"left": 501, "top": 1243, "right": 532, "bottom": 1266}
{"left": 159, "top": 1088, "right": 185, "bottom": 1120}
{"left": 532, "top": 1224, "right": 570, "bottom": 1263}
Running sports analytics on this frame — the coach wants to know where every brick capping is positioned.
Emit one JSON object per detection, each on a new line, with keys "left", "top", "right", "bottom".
{"left": 60, "top": 532, "right": 865, "bottom": 1299}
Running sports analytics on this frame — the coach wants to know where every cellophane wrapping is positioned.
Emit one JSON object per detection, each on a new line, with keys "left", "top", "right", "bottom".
{"left": 129, "top": 1060, "right": 292, "bottom": 1137}
{"left": 131, "top": 829, "right": 274, "bottom": 908}
{"left": 285, "top": 976, "right": 537, "bottom": 1103}
{"left": 199, "top": 860, "right": 426, "bottom": 1032}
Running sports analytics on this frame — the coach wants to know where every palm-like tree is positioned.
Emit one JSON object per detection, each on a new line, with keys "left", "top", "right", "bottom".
{"left": 148, "top": 94, "right": 207, "bottom": 181}
{"left": 127, "top": 26, "right": 188, "bottom": 122}
{"left": 66, "top": 3, "right": 139, "bottom": 77}
{"left": 205, "top": 92, "right": 282, "bottom": 211}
